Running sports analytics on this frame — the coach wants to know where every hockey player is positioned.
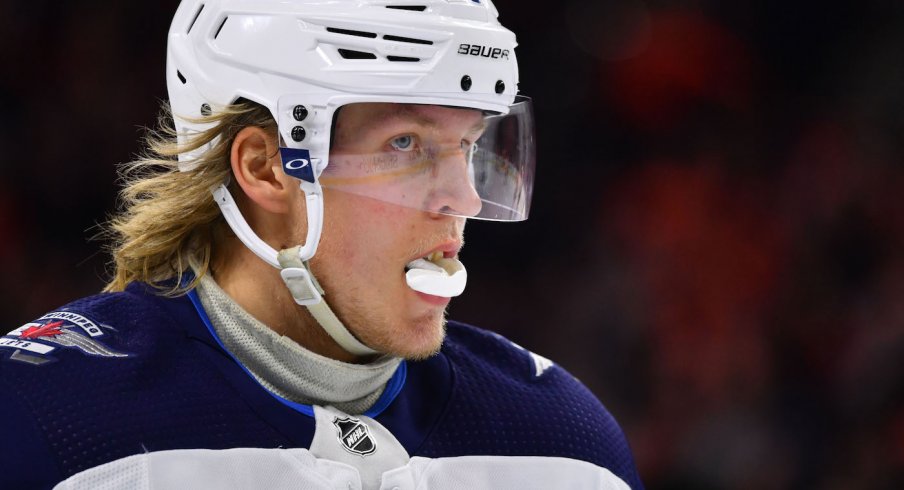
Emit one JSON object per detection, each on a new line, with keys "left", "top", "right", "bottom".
{"left": 0, "top": 1, "right": 643, "bottom": 488}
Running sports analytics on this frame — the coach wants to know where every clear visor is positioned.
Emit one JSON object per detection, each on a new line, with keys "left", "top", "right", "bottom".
{"left": 311, "top": 96, "right": 534, "bottom": 221}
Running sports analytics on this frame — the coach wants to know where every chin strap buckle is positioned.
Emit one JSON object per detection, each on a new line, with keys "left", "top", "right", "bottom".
{"left": 278, "top": 247, "right": 323, "bottom": 306}
{"left": 280, "top": 266, "right": 323, "bottom": 306}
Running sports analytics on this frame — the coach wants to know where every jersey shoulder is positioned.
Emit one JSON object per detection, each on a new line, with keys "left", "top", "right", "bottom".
{"left": 422, "top": 321, "right": 643, "bottom": 489}
{"left": 0, "top": 284, "right": 178, "bottom": 368}
{"left": 0, "top": 286, "right": 182, "bottom": 487}
{"left": 0, "top": 284, "right": 291, "bottom": 487}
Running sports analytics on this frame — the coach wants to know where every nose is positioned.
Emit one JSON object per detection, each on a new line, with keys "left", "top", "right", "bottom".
{"left": 424, "top": 145, "right": 483, "bottom": 218}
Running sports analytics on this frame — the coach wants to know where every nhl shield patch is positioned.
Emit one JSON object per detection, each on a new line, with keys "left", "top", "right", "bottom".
{"left": 333, "top": 416, "right": 377, "bottom": 456}
{"left": 1, "top": 311, "right": 130, "bottom": 365}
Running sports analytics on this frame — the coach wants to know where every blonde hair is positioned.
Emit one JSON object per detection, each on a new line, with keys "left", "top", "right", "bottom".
{"left": 102, "top": 100, "right": 276, "bottom": 294}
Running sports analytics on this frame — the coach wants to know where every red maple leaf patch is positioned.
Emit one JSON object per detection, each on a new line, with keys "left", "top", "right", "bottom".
{"left": 20, "top": 321, "right": 65, "bottom": 340}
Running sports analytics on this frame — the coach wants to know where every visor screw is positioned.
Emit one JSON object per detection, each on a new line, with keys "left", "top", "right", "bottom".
{"left": 291, "top": 126, "right": 307, "bottom": 142}
{"left": 292, "top": 105, "right": 308, "bottom": 122}
{"left": 200, "top": 103, "right": 212, "bottom": 116}
{"left": 460, "top": 75, "right": 472, "bottom": 92}
{"left": 495, "top": 80, "right": 505, "bottom": 94}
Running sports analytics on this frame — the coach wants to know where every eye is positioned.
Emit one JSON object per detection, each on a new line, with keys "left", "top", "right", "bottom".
{"left": 390, "top": 135, "right": 415, "bottom": 152}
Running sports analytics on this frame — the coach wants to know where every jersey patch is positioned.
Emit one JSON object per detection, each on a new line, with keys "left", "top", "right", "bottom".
{"left": 1, "top": 312, "right": 130, "bottom": 365}
{"left": 334, "top": 416, "right": 377, "bottom": 456}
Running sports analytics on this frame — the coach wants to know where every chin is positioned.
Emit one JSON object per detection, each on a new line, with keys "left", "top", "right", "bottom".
{"left": 371, "top": 310, "right": 448, "bottom": 361}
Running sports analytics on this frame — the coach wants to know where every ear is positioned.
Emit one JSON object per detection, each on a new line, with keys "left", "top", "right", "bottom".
{"left": 230, "top": 126, "right": 293, "bottom": 214}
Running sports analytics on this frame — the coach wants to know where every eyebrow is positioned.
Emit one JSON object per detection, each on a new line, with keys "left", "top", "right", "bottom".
{"left": 376, "top": 105, "right": 434, "bottom": 127}
{"left": 373, "top": 106, "right": 487, "bottom": 133}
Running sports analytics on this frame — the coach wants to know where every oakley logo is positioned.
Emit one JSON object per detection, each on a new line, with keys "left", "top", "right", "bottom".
{"left": 284, "top": 158, "right": 311, "bottom": 170}
{"left": 458, "top": 43, "right": 509, "bottom": 60}
{"left": 280, "top": 147, "right": 315, "bottom": 183}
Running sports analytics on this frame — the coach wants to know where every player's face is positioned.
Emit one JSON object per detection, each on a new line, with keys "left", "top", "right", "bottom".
{"left": 302, "top": 103, "right": 484, "bottom": 359}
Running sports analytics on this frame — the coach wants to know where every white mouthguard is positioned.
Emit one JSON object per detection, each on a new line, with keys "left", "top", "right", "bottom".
{"left": 405, "top": 256, "right": 467, "bottom": 297}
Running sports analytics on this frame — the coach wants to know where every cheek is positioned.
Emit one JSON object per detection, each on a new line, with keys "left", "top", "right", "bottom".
{"left": 320, "top": 193, "right": 414, "bottom": 270}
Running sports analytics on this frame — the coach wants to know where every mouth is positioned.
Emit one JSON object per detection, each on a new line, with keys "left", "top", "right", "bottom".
{"left": 404, "top": 242, "right": 462, "bottom": 274}
{"left": 404, "top": 250, "right": 459, "bottom": 275}
{"left": 404, "top": 243, "right": 468, "bottom": 298}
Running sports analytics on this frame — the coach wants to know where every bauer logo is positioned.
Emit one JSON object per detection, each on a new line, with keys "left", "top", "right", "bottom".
{"left": 458, "top": 43, "right": 510, "bottom": 60}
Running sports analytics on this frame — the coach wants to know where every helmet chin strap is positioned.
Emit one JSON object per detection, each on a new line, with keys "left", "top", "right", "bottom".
{"left": 276, "top": 246, "right": 379, "bottom": 357}
{"left": 211, "top": 183, "right": 379, "bottom": 357}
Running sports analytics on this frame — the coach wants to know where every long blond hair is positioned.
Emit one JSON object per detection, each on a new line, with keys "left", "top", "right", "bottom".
{"left": 102, "top": 100, "right": 275, "bottom": 294}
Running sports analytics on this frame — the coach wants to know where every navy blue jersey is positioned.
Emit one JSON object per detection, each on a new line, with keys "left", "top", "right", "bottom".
{"left": 0, "top": 282, "right": 642, "bottom": 489}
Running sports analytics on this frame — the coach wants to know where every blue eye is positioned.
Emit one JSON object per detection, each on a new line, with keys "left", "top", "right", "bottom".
{"left": 390, "top": 135, "right": 414, "bottom": 151}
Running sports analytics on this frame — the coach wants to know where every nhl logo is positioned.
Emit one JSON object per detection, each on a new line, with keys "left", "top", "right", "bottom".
{"left": 333, "top": 416, "right": 377, "bottom": 456}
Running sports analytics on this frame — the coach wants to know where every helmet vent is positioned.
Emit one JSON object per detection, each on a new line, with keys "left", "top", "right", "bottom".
{"left": 214, "top": 16, "right": 229, "bottom": 39}
{"left": 386, "top": 5, "right": 427, "bottom": 12}
{"left": 383, "top": 34, "right": 432, "bottom": 46}
{"left": 176, "top": 70, "right": 187, "bottom": 84}
{"left": 338, "top": 49, "right": 378, "bottom": 60}
{"left": 326, "top": 27, "right": 377, "bottom": 39}
{"left": 387, "top": 56, "right": 420, "bottom": 62}
{"left": 187, "top": 4, "right": 205, "bottom": 34}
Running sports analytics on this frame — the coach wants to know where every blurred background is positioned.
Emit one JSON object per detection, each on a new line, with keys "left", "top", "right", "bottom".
{"left": 2, "top": 0, "right": 903, "bottom": 488}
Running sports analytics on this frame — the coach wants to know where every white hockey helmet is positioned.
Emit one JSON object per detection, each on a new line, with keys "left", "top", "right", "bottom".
{"left": 165, "top": 0, "right": 534, "bottom": 355}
